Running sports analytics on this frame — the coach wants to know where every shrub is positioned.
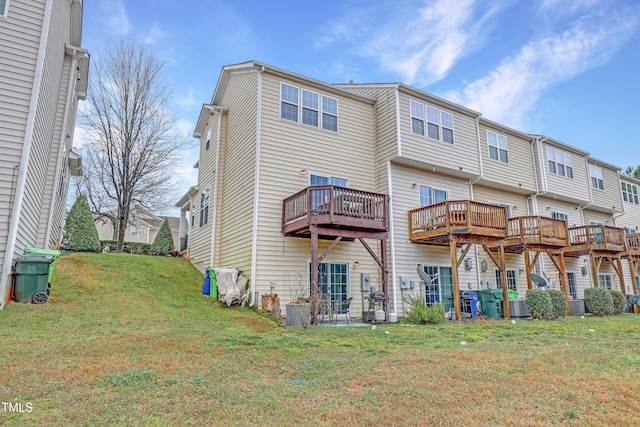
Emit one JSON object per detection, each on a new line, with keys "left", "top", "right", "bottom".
{"left": 100, "top": 241, "right": 151, "bottom": 255}
{"left": 609, "top": 290, "right": 626, "bottom": 315}
{"left": 62, "top": 195, "right": 101, "bottom": 252}
{"left": 547, "top": 290, "right": 568, "bottom": 319}
{"left": 584, "top": 288, "right": 614, "bottom": 316}
{"left": 403, "top": 295, "right": 445, "bottom": 324}
{"left": 150, "top": 218, "right": 175, "bottom": 256}
{"left": 525, "top": 289, "right": 553, "bottom": 320}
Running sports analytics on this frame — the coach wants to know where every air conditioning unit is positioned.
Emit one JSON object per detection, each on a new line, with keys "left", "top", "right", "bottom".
{"left": 508, "top": 299, "right": 530, "bottom": 318}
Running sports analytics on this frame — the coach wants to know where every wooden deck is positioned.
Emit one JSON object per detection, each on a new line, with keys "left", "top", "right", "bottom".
{"left": 408, "top": 200, "right": 508, "bottom": 245}
{"left": 564, "top": 225, "right": 626, "bottom": 256}
{"left": 503, "top": 216, "right": 568, "bottom": 253}
{"left": 282, "top": 185, "right": 388, "bottom": 239}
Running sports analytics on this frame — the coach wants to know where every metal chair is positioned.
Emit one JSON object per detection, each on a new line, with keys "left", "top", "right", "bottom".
{"left": 333, "top": 297, "right": 353, "bottom": 324}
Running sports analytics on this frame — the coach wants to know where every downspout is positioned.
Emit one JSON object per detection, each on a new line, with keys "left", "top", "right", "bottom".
{"left": 386, "top": 160, "right": 398, "bottom": 315}
{"left": 471, "top": 115, "right": 484, "bottom": 290}
{"left": 249, "top": 66, "right": 265, "bottom": 307}
{"left": 0, "top": 0, "right": 55, "bottom": 309}
{"left": 209, "top": 108, "right": 223, "bottom": 268}
{"left": 613, "top": 175, "right": 626, "bottom": 226}
{"left": 395, "top": 88, "right": 402, "bottom": 158}
{"left": 526, "top": 136, "right": 549, "bottom": 216}
{"left": 44, "top": 50, "right": 78, "bottom": 247}
{"left": 580, "top": 157, "right": 594, "bottom": 225}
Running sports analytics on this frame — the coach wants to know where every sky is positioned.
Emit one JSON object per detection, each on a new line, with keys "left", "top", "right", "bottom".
{"left": 76, "top": 0, "right": 640, "bottom": 214}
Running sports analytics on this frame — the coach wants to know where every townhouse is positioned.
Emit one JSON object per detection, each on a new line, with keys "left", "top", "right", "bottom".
{"left": 0, "top": 0, "right": 88, "bottom": 307}
{"left": 178, "top": 60, "right": 638, "bottom": 320}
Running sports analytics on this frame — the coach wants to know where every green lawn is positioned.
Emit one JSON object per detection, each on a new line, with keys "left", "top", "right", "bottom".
{"left": 1, "top": 252, "right": 640, "bottom": 426}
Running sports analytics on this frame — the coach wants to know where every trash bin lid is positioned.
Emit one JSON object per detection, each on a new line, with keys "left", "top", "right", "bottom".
{"left": 17, "top": 253, "right": 54, "bottom": 263}
{"left": 24, "top": 247, "right": 63, "bottom": 258}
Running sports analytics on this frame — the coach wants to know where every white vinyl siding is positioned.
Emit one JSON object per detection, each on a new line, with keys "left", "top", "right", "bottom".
{"left": 280, "top": 82, "right": 338, "bottom": 132}
{"left": 487, "top": 130, "right": 508, "bottom": 163}
{"left": 589, "top": 164, "right": 604, "bottom": 190}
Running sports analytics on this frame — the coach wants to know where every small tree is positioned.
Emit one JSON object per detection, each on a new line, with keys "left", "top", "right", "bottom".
{"left": 150, "top": 218, "right": 174, "bottom": 255}
{"left": 63, "top": 195, "right": 101, "bottom": 252}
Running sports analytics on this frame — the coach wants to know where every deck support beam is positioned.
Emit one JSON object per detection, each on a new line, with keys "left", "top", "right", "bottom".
{"left": 628, "top": 257, "right": 639, "bottom": 295}
{"left": 548, "top": 253, "right": 571, "bottom": 314}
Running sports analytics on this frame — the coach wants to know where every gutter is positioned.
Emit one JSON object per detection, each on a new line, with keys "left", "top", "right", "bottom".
{"left": 249, "top": 66, "right": 265, "bottom": 306}
{"left": 0, "top": 0, "right": 55, "bottom": 309}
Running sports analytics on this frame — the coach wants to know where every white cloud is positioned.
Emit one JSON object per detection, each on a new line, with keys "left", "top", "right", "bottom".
{"left": 143, "top": 23, "right": 167, "bottom": 45}
{"left": 445, "top": 10, "right": 639, "bottom": 128}
{"left": 175, "top": 89, "right": 199, "bottom": 111}
{"left": 537, "top": 0, "right": 599, "bottom": 16}
{"left": 98, "top": 0, "right": 130, "bottom": 37}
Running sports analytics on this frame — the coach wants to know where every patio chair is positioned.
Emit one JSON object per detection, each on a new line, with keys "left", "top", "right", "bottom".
{"left": 333, "top": 297, "right": 353, "bottom": 324}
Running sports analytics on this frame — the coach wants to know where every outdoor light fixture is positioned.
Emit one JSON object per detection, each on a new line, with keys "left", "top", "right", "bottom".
{"left": 300, "top": 169, "right": 307, "bottom": 176}
{"left": 353, "top": 260, "right": 360, "bottom": 268}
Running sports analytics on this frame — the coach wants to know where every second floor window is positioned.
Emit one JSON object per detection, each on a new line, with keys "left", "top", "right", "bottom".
{"left": 410, "top": 100, "right": 454, "bottom": 144}
{"left": 622, "top": 182, "right": 639, "bottom": 204}
{"left": 419, "top": 186, "right": 447, "bottom": 207}
{"left": 589, "top": 165, "right": 604, "bottom": 190}
{"left": 487, "top": 131, "right": 508, "bottom": 163}
{"left": 281, "top": 83, "right": 338, "bottom": 132}
{"left": 200, "top": 188, "right": 210, "bottom": 227}
{"left": 546, "top": 147, "right": 573, "bottom": 178}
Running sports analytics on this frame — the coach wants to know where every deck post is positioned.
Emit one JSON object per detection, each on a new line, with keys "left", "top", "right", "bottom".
{"left": 381, "top": 239, "right": 388, "bottom": 320}
{"left": 450, "top": 239, "right": 461, "bottom": 321}
{"left": 615, "top": 257, "right": 627, "bottom": 297}
{"left": 524, "top": 249, "right": 533, "bottom": 290}
{"left": 310, "top": 225, "right": 319, "bottom": 324}
{"left": 629, "top": 258, "right": 639, "bottom": 295}
{"left": 558, "top": 253, "right": 571, "bottom": 314}
{"left": 590, "top": 253, "right": 599, "bottom": 288}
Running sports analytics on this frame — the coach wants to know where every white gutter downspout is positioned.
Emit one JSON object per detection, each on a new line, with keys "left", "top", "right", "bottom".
{"left": 209, "top": 108, "right": 223, "bottom": 268}
{"left": 386, "top": 161, "right": 398, "bottom": 315}
{"left": 471, "top": 116, "right": 484, "bottom": 290}
{"left": 249, "top": 66, "right": 265, "bottom": 307}
{"left": 0, "top": 0, "right": 54, "bottom": 309}
{"left": 580, "top": 157, "right": 594, "bottom": 225}
{"left": 613, "top": 174, "right": 626, "bottom": 227}
{"left": 395, "top": 88, "right": 402, "bottom": 158}
{"left": 44, "top": 50, "right": 79, "bottom": 247}
{"left": 527, "top": 136, "right": 549, "bottom": 216}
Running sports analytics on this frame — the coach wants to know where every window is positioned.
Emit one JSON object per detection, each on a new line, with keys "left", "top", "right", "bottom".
{"left": 495, "top": 269, "right": 518, "bottom": 292}
{"left": 310, "top": 174, "right": 347, "bottom": 187}
{"left": 199, "top": 188, "right": 210, "bottom": 227}
{"left": 309, "top": 262, "right": 349, "bottom": 307}
{"left": 559, "top": 272, "right": 578, "bottom": 299}
{"left": 280, "top": 83, "right": 338, "bottom": 132}
{"left": 410, "top": 100, "right": 425, "bottom": 136}
{"left": 322, "top": 95, "right": 338, "bottom": 131}
{"left": 551, "top": 211, "right": 568, "bottom": 223}
{"left": 280, "top": 83, "right": 299, "bottom": 122}
{"left": 419, "top": 186, "right": 447, "bottom": 207}
{"left": 487, "top": 131, "right": 508, "bottom": 163}
{"left": 205, "top": 128, "right": 211, "bottom": 151}
{"left": 589, "top": 165, "right": 604, "bottom": 190}
{"left": 624, "top": 227, "right": 637, "bottom": 234}
{"left": 426, "top": 106, "right": 440, "bottom": 140}
{"left": 622, "top": 182, "right": 639, "bottom": 205}
{"left": 0, "top": 0, "right": 9, "bottom": 18}
{"left": 130, "top": 227, "right": 139, "bottom": 237}
{"left": 441, "top": 112, "right": 454, "bottom": 144}
{"left": 546, "top": 147, "right": 573, "bottom": 178}
{"left": 302, "top": 90, "right": 319, "bottom": 127}
{"left": 598, "top": 274, "right": 612, "bottom": 290}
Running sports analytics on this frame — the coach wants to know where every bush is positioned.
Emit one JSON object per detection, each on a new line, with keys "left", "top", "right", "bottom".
{"left": 100, "top": 241, "right": 151, "bottom": 255}
{"left": 547, "top": 290, "right": 567, "bottom": 319}
{"left": 150, "top": 218, "right": 175, "bottom": 256}
{"left": 62, "top": 195, "right": 101, "bottom": 252}
{"left": 609, "top": 290, "right": 626, "bottom": 315}
{"left": 403, "top": 295, "right": 445, "bottom": 324}
{"left": 584, "top": 288, "right": 614, "bottom": 316}
{"left": 525, "top": 289, "right": 553, "bottom": 320}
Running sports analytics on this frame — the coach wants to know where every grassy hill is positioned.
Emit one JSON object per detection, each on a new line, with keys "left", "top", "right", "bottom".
{"left": 1, "top": 252, "right": 640, "bottom": 426}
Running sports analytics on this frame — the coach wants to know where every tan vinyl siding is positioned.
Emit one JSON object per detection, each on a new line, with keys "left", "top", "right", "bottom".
{"left": 478, "top": 122, "right": 537, "bottom": 193}
{"left": 536, "top": 197, "right": 582, "bottom": 226}
{"left": 389, "top": 162, "right": 477, "bottom": 314}
{"left": 542, "top": 143, "right": 590, "bottom": 203}
{"left": 472, "top": 185, "right": 528, "bottom": 215}
{"left": 589, "top": 162, "right": 623, "bottom": 212}
{"left": 582, "top": 208, "right": 614, "bottom": 226}
{"left": 254, "top": 72, "right": 378, "bottom": 306}
{"left": 616, "top": 177, "right": 640, "bottom": 230}
{"left": 397, "top": 90, "right": 480, "bottom": 176}
{"left": 215, "top": 71, "right": 259, "bottom": 274}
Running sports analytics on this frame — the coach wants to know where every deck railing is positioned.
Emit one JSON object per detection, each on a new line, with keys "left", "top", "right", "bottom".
{"left": 282, "top": 185, "right": 388, "bottom": 229}
{"left": 568, "top": 225, "right": 625, "bottom": 249}
{"left": 506, "top": 216, "right": 568, "bottom": 245}
{"left": 626, "top": 233, "right": 640, "bottom": 252}
{"left": 408, "top": 200, "right": 508, "bottom": 236}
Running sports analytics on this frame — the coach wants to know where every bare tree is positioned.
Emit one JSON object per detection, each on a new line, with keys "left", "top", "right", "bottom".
{"left": 78, "top": 40, "right": 189, "bottom": 251}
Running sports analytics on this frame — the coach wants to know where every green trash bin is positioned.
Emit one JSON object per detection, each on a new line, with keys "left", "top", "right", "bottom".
{"left": 24, "top": 247, "right": 64, "bottom": 284}
{"left": 477, "top": 289, "right": 501, "bottom": 319}
{"left": 207, "top": 268, "right": 218, "bottom": 300}
{"left": 14, "top": 254, "right": 54, "bottom": 304}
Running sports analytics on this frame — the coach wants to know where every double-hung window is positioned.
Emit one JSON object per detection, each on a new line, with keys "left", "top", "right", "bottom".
{"left": 0, "top": 0, "right": 9, "bottom": 18}
{"left": 622, "top": 182, "right": 639, "bottom": 204}
{"left": 589, "top": 165, "right": 604, "bottom": 190}
{"left": 280, "top": 83, "right": 338, "bottom": 132}
{"left": 546, "top": 147, "right": 573, "bottom": 178}
{"left": 410, "top": 100, "right": 425, "bottom": 136}
{"left": 130, "top": 227, "right": 139, "bottom": 237}
{"left": 426, "top": 106, "right": 440, "bottom": 140}
{"left": 441, "top": 111, "right": 454, "bottom": 144}
{"left": 419, "top": 186, "right": 447, "bottom": 207}
{"left": 487, "top": 131, "right": 508, "bottom": 163}
{"left": 551, "top": 211, "right": 568, "bottom": 224}
{"left": 598, "top": 274, "right": 612, "bottom": 290}
{"left": 199, "top": 188, "right": 210, "bottom": 227}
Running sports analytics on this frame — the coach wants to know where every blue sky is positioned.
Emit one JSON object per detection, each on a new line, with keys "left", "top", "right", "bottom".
{"left": 77, "top": 0, "right": 640, "bottom": 211}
